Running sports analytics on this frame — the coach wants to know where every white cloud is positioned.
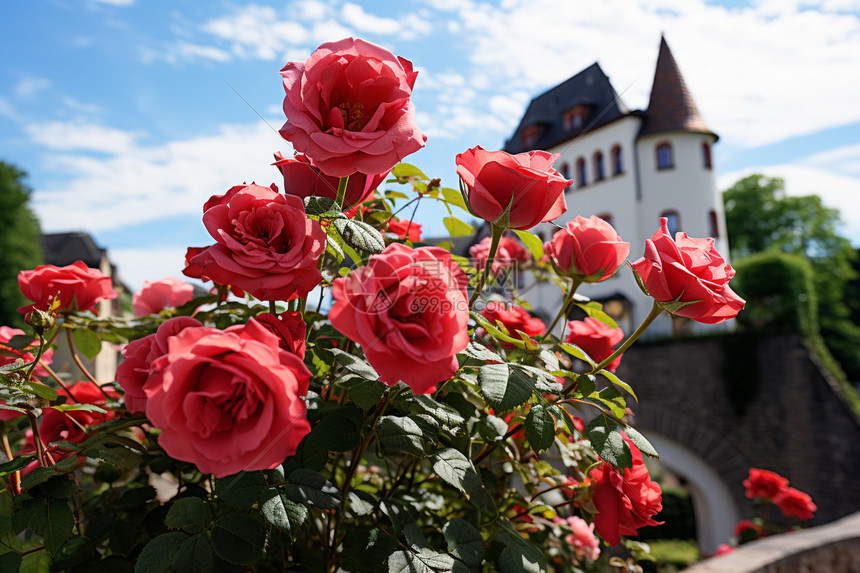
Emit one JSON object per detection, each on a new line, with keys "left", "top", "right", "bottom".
{"left": 342, "top": 3, "right": 401, "bottom": 35}
{"left": 25, "top": 122, "right": 142, "bottom": 154}
{"left": 14, "top": 77, "right": 52, "bottom": 99}
{"left": 174, "top": 42, "right": 232, "bottom": 63}
{"left": 0, "top": 97, "right": 15, "bottom": 120}
{"left": 31, "top": 120, "right": 291, "bottom": 234}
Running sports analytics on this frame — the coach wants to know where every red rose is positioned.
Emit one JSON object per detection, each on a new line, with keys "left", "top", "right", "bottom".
{"left": 183, "top": 183, "right": 325, "bottom": 301}
{"left": 132, "top": 277, "right": 195, "bottom": 317}
{"left": 733, "top": 519, "right": 763, "bottom": 538}
{"left": 273, "top": 152, "right": 389, "bottom": 210}
{"left": 545, "top": 216, "right": 629, "bottom": 282}
{"left": 17, "top": 261, "right": 117, "bottom": 314}
{"left": 773, "top": 487, "right": 817, "bottom": 521}
{"left": 714, "top": 544, "right": 734, "bottom": 556}
{"left": 455, "top": 146, "right": 570, "bottom": 230}
{"left": 743, "top": 468, "right": 789, "bottom": 501}
{"left": 386, "top": 218, "right": 422, "bottom": 242}
{"left": 469, "top": 236, "right": 530, "bottom": 277}
{"left": 329, "top": 243, "right": 469, "bottom": 394}
{"left": 279, "top": 38, "right": 427, "bottom": 177}
{"left": 589, "top": 436, "right": 663, "bottom": 546}
{"left": 145, "top": 319, "right": 311, "bottom": 477}
{"left": 632, "top": 218, "right": 745, "bottom": 324}
{"left": 115, "top": 316, "right": 202, "bottom": 414}
{"left": 254, "top": 311, "right": 307, "bottom": 359}
{"left": 564, "top": 317, "right": 625, "bottom": 373}
{"left": 480, "top": 301, "right": 545, "bottom": 347}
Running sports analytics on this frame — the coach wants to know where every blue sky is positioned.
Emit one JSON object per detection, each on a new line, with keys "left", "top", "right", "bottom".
{"left": 2, "top": 0, "right": 859, "bottom": 290}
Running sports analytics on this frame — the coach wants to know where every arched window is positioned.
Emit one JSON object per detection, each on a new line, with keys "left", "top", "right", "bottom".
{"left": 576, "top": 157, "right": 587, "bottom": 188}
{"left": 611, "top": 144, "right": 623, "bottom": 175}
{"left": 702, "top": 142, "right": 712, "bottom": 170}
{"left": 593, "top": 151, "right": 605, "bottom": 181}
{"left": 661, "top": 210, "right": 680, "bottom": 235}
{"left": 709, "top": 209, "right": 719, "bottom": 238}
{"left": 560, "top": 162, "right": 570, "bottom": 179}
{"left": 656, "top": 142, "right": 673, "bottom": 170}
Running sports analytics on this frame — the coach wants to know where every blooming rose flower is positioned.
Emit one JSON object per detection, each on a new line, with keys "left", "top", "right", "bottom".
{"left": 556, "top": 515, "right": 600, "bottom": 561}
{"left": 329, "top": 243, "right": 469, "bottom": 394}
{"left": 115, "top": 317, "right": 202, "bottom": 414}
{"left": 273, "top": 152, "right": 389, "bottom": 210}
{"left": 564, "top": 317, "right": 625, "bottom": 372}
{"left": 132, "top": 277, "right": 195, "bottom": 317}
{"left": 145, "top": 319, "right": 311, "bottom": 477}
{"left": 17, "top": 261, "right": 117, "bottom": 315}
{"left": 631, "top": 218, "right": 745, "bottom": 324}
{"left": 481, "top": 301, "right": 545, "bottom": 347}
{"left": 254, "top": 311, "right": 307, "bottom": 359}
{"left": 743, "top": 468, "right": 789, "bottom": 501}
{"left": 734, "top": 519, "right": 763, "bottom": 538}
{"left": 455, "top": 146, "right": 570, "bottom": 230}
{"left": 545, "top": 216, "right": 629, "bottom": 282}
{"left": 279, "top": 38, "right": 427, "bottom": 177}
{"left": 589, "top": 436, "right": 663, "bottom": 546}
{"left": 469, "top": 236, "right": 530, "bottom": 277}
{"left": 184, "top": 183, "right": 326, "bottom": 301}
{"left": 773, "top": 487, "right": 817, "bottom": 521}
{"left": 386, "top": 218, "right": 422, "bottom": 242}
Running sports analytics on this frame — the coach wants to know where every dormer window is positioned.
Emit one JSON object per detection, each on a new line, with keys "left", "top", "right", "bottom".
{"left": 562, "top": 105, "right": 589, "bottom": 131}
{"left": 521, "top": 125, "right": 542, "bottom": 148}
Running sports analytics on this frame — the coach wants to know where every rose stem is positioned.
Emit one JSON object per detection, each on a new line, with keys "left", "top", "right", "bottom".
{"left": 1, "top": 430, "right": 22, "bottom": 494}
{"left": 541, "top": 277, "right": 583, "bottom": 341}
{"left": 589, "top": 300, "right": 663, "bottom": 374}
{"left": 37, "top": 360, "right": 80, "bottom": 403}
{"left": 335, "top": 175, "right": 350, "bottom": 211}
{"left": 468, "top": 224, "right": 504, "bottom": 308}
{"left": 64, "top": 328, "right": 112, "bottom": 401}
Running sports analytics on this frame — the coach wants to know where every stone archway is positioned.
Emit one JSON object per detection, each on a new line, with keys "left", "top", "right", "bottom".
{"left": 644, "top": 432, "right": 741, "bottom": 554}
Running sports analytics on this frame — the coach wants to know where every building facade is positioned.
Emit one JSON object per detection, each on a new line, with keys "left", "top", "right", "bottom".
{"left": 503, "top": 37, "right": 729, "bottom": 338}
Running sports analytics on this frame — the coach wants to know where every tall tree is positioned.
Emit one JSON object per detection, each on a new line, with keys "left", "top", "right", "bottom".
{"left": 0, "top": 162, "right": 43, "bottom": 328}
{"left": 723, "top": 174, "right": 860, "bottom": 380}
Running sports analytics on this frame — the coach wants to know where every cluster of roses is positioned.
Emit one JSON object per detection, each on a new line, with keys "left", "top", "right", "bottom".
{"left": 2, "top": 36, "right": 747, "bottom": 566}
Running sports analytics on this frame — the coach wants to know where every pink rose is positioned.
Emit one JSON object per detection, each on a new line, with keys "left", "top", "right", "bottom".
{"left": 773, "top": 487, "right": 817, "bottom": 521}
{"left": 455, "top": 146, "right": 570, "bottom": 230}
{"left": 564, "top": 318, "right": 624, "bottom": 373}
{"left": 17, "top": 261, "right": 117, "bottom": 314}
{"left": 545, "top": 216, "right": 629, "bottom": 282}
{"left": 386, "top": 218, "right": 422, "bottom": 242}
{"left": 273, "top": 152, "right": 389, "bottom": 210}
{"left": 254, "top": 311, "right": 307, "bottom": 359}
{"left": 279, "top": 38, "right": 427, "bottom": 177}
{"left": 469, "top": 236, "right": 530, "bottom": 277}
{"left": 480, "top": 301, "right": 545, "bottom": 347}
{"left": 329, "top": 243, "right": 469, "bottom": 394}
{"left": 557, "top": 515, "right": 600, "bottom": 561}
{"left": 743, "top": 468, "right": 789, "bottom": 502}
{"left": 714, "top": 544, "right": 734, "bottom": 556}
{"left": 183, "top": 183, "right": 326, "bottom": 301}
{"left": 115, "top": 316, "right": 202, "bottom": 414}
{"left": 589, "top": 436, "right": 663, "bottom": 546}
{"left": 632, "top": 218, "right": 745, "bottom": 324}
{"left": 145, "top": 319, "right": 311, "bottom": 477}
{"left": 132, "top": 277, "right": 195, "bottom": 317}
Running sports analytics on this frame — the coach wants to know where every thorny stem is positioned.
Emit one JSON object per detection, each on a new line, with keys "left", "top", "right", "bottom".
{"left": 468, "top": 224, "right": 504, "bottom": 308}
{"left": 38, "top": 360, "right": 79, "bottom": 403}
{"left": 335, "top": 176, "right": 350, "bottom": 211}
{"left": 1, "top": 430, "right": 22, "bottom": 494}
{"left": 25, "top": 410, "right": 49, "bottom": 467}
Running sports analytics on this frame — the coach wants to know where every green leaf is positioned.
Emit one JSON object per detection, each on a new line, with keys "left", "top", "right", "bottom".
{"left": 0, "top": 553, "right": 22, "bottom": 572}
{"left": 23, "top": 381, "right": 58, "bottom": 401}
{"left": 29, "top": 498, "right": 74, "bottom": 555}
{"left": 584, "top": 416, "right": 632, "bottom": 469}
{"left": 332, "top": 348, "right": 380, "bottom": 381}
{"left": 598, "top": 369, "right": 637, "bottom": 402}
{"left": 304, "top": 196, "right": 339, "bottom": 216}
{"left": 462, "top": 341, "right": 503, "bottom": 363}
{"left": 342, "top": 526, "right": 399, "bottom": 572}
{"left": 0, "top": 454, "right": 35, "bottom": 477}
{"left": 623, "top": 425, "right": 659, "bottom": 458}
{"left": 524, "top": 405, "right": 555, "bottom": 454}
{"left": 135, "top": 532, "right": 189, "bottom": 573}
{"left": 440, "top": 187, "right": 469, "bottom": 212}
{"left": 281, "top": 469, "right": 341, "bottom": 510}
{"left": 261, "top": 490, "right": 308, "bottom": 534}
{"left": 347, "top": 490, "right": 377, "bottom": 517}
{"left": 306, "top": 405, "right": 362, "bottom": 453}
{"left": 558, "top": 343, "right": 597, "bottom": 368}
{"left": 387, "top": 550, "right": 420, "bottom": 573}
{"left": 430, "top": 448, "right": 480, "bottom": 496}
{"left": 171, "top": 534, "right": 214, "bottom": 573}
{"left": 412, "top": 395, "right": 465, "bottom": 428}
{"left": 72, "top": 328, "right": 102, "bottom": 359}
{"left": 333, "top": 218, "right": 386, "bottom": 254}
{"left": 443, "top": 216, "right": 474, "bottom": 238}
{"left": 344, "top": 377, "right": 387, "bottom": 410}
{"left": 165, "top": 497, "right": 212, "bottom": 534}
{"left": 53, "top": 402, "right": 108, "bottom": 414}
{"left": 19, "top": 548, "right": 51, "bottom": 573}
{"left": 443, "top": 518, "right": 484, "bottom": 566}
{"left": 478, "top": 364, "right": 534, "bottom": 413}
{"left": 211, "top": 514, "right": 266, "bottom": 565}
{"left": 574, "top": 301, "right": 618, "bottom": 329}
{"left": 214, "top": 472, "right": 268, "bottom": 510}
{"left": 576, "top": 373, "right": 596, "bottom": 396}
{"left": 376, "top": 415, "right": 425, "bottom": 457}
{"left": 498, "top": 533, "right": 547, "bottom": 573}
{"left": 511, "top": 229, "right": 545, "bottom": 261}
{"left": 108, "top": 520, "right": 139, "bottom": 556}
{"left": 391, "top": 163, "right": 428, "bottom": 181}
{"left": 471, "top": 313, "right": 527, "bottom": 348}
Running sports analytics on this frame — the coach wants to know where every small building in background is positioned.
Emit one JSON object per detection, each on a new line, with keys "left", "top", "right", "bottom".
{"left": 503, "top": 36, "right": 729, "bottom": 338}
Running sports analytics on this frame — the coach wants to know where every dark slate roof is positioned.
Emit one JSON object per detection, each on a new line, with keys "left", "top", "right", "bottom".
{"left": 503, "top": 63, "right": 631, "bottom": 154}
{"left": 638, "top": 37, "right": 717, "bottom": 139}
{"left": 41, "top": 232, "right": 106, "bottom": 269}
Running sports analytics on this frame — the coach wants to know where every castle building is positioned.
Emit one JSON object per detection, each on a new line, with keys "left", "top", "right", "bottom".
{"left": 504, "top": 37, "right": 729, "bottom": 338}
